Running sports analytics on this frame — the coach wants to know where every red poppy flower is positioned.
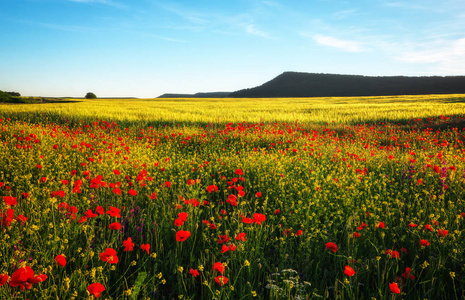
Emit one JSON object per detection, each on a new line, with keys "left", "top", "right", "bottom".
{"left": 95, "top": 206, "right": 104, "bottom": 215}
{"left": 1, "top": 208, "right": 14, "bottom": 227}
{"left": 0, "top": 274, "right": 8, "bottom": 286}
{"left": 84, "top": 209, "right": 98, "bottom": 218}
{"left": 164, "top": 181, "right": 171, "bottom": 188}
{"left": 55, "top": 254, "right": 66, "bottom": 267}
{"left": 389, "top": 282, "right": 400, "bottom": 294}
{"left": 215, "top": 275, "right": 228, "bottom": 286}
{"left": 113, "top": 170, "right": 121, "bottom": 175}
{"left": 402, "top": 267, "right": 415, "bottom": 280}
{"left": 217, "top": 235, "right": 230, "bottom": 244}
{"left": 295, "top": 230, "right": 303, "bottom": 236}
{"left": 438, "top": 229, "right": 448, "bottom": 237}
{"left": 227, "top": 194, "right": 237, "bottom": 206}
{"left": 176, "top": 230, "right": 191, "bottom": 242}
{"left": 206, "top": 185, "right": 218, "bottom": 193}
{"left": 189, "top": 268, "right": 199, "bottom": 277}
{"left": 9, "top": 266, "right": 34, "bottom": 290}
{"left": 123, "top": 237, "right": 134, "bottom": 251}
{"left": 242, "top": 217, "right": 254, "bottom": 224}
{"left": 344, "top": 266, "right": 355, "bottom": 277}
{"left": 325, "top": 242, "right": 338, "bottom": 253}
{"left": 87, "top": 283, "right": 105, "bottom": 298}
{"left": 408, "top": 223, "right": 418, "bottom": 228}
{"left": 424, "top": 224, "right": 433, "bottom": 232}
{"left": 353, "top": 232, "right": 361, "bottom": 238}
{"left": 16, "top": 214, "right": 28, "bottom": 225}
{"left": 106, "top": 206, "right": 121, "bottom": 218}
{"left": 253, "top": 213, "right": 266, "bottom": 225}
{"left": 212, "top": 262, "right": 225, "bottom": 274}
{"left": 128, "top": 189, "right": 137, "bottom": 196}
{"left": 221, "top": 244, "right": 229, "bottom": 253}
{"left": 3, "top": 196, "right": 17, "bottom": 206}
{"left": 141, "top": 243, "right": 150, "bottom": 254}
{"left": 178, "top": 212, "right": 188, "bottom": 222}
{"left": 112, "top": 188, "right": 121, "bottom": 195}
{"left": 109, "top": 222, "right": 121, "bottom": 230}
{"left": 236, "top": 232, "right": 247, "bottom": 241}
{"left": 419, "top": 239, "right": 430, "bottom": 247}
{"left": 58, "top": 202, "right": 69, "bottom": 211}
{"left": 377, "top": 222, "right": 385, "bottom": 229}
{"left": 385, "top": 249, "right": 399, "bottom": 259}
{"left": 174, "top": 218, "right": 184, "bottom": 227}
{"left": 100, "top": 248, "right": 119, "bottom": 264}
{"left": 357, "top": 222, "right": 368, "bottom": 231}
{"left": 235, "top": 169, "right": 243, "bottom": 175}
{"left": 30, "top": 274, "right": 47, "bottom": 284}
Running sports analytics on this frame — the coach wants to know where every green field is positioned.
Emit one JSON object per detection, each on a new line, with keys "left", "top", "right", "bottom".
{"left": 1, "top": 94, "right": 465, "bottom": 299}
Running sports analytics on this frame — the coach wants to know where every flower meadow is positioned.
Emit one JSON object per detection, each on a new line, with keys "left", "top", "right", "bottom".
{"left": 1, "top": 96, "right": 465, "bottom": 299}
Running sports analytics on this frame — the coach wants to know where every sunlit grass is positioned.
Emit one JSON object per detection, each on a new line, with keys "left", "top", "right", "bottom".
{"left": 1, "top": 94, "right": 465, "bottom": 127}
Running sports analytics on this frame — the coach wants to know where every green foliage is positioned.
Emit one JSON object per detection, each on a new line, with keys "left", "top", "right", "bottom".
{"left": 6, "top": 91, "right": 21, "bottom": 97}
{"left": 85, "top": 92, "right": 97, "bottom": 99}
{"left": 0, "top": 90, "right": 13, "bottom": 102}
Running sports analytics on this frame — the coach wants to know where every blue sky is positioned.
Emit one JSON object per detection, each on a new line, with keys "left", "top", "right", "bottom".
{"left": 1, "top": 0, "right": 464, "bottom": 97}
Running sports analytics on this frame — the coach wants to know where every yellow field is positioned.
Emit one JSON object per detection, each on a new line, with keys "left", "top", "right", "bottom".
{"left": 2, "top": 94, "right": 465, "bottom": 127}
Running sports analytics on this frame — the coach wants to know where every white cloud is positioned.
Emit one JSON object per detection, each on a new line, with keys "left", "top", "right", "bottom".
{"left": 397, "top": 38, "right": 465, "bottom": 74}
{"left": 382, "top": 1, "right": 440, "bottom": 12}
{"left": 244, "top": 24, "right": 274, "bottom": 39}
{"left": 312, "top": 34, "right": 366, "bottom": 52}
{"left": 332, "top": 9, "right": 359, "bottom": 20}
{"left": 156, "top": 3, "right": 210, "bottom": 25}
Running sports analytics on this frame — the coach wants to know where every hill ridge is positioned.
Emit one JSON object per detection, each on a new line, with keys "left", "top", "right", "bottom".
{"left": 228, "top": 72, "right": 465, "bottom": 98}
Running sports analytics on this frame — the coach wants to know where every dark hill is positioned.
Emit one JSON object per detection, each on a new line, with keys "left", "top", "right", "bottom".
{"left": 158, "top": 92, "right": 231, "bottom": 98}
{"left": 229, "top": 72, "right": 465, "bottom": 97}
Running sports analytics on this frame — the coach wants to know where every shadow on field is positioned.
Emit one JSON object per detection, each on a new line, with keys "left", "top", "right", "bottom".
{"left": 40, "top": 98, "right": 82, "bottom": 104}
{"left": 440, "top": 97, "right": 465, "bottom": 103}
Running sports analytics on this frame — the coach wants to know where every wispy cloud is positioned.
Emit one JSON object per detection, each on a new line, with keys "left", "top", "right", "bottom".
{"left": 243, "top": 23, "right": 274, "bottom": 39}
{"left": 312, "top": 34, "right": 366, "bottom": 52}
{"left": 153, "top": 2, "right": 276, "bottom": 39}
{"left": 16, "top": 19, "right": 93, "bottom": 32}
{"left": 382, "top": 1, "right": 445, "bottom": 13}
{"left": 156, "top": 3, "right": 210, "bottom": 25}
{"left": 397, "top": 38, "right": 465, "bottom": 74}
{"left": 261, "top": 1, "right": 282, "bottom": 8}
{"left": 65, "top": 0, "right": 126, "bottom": 10}
{"left": 332, "top": 9, "right": 359, "bottom": 20}
{"left": 123, "top": 30, "right": 189, "bottom": 43}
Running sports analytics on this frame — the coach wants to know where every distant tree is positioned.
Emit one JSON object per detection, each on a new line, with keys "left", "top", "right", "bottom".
{"left": 0, "top": 90, "right": 13, "bottom": 102}
{"left": 6, "top": 91, "right": 21, "bottom": 97}
{"left": 85, "top": 92, "right": 97, "bottom": 99}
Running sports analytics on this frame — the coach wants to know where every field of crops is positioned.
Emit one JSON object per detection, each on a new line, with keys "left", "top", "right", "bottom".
{"left": 1, "top": 94, "right": 465, "bottom": 299}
